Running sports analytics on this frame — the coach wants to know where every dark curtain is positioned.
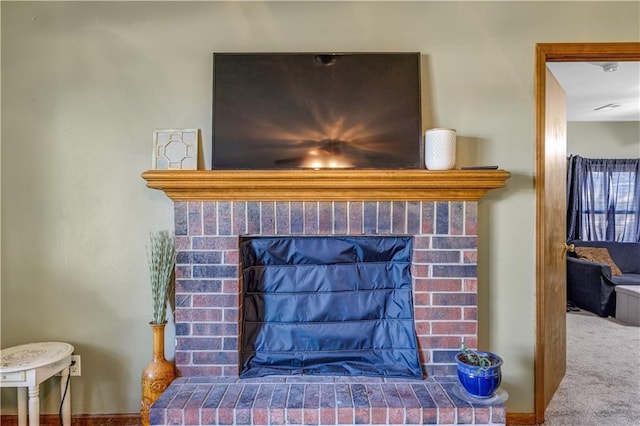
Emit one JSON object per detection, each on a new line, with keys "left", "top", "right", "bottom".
{"left": 567, "top": 155, "right": 640, "bottom": 242}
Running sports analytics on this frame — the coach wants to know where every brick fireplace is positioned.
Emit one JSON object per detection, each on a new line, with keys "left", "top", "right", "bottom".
{"left": 142, "top": 169, "right": 510, "bottom": 425}
{"left": 173, "top": 200, "right": 478, "bottom": 378}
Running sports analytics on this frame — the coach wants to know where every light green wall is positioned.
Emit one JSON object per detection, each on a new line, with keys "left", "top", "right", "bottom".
{"left": 568, "top": 121, "right": 640, "bottom": 158}
{"left": 2, "top": 1, "right": 638, "bottom": 416}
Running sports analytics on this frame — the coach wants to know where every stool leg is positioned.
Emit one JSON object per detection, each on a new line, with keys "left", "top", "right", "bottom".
{"left": 28, "top": 385, "right": 39, "bottom": 426}
{"left": 60, "top": 367, "right": 71, "bottom": 426}
{"left": 17, "top": 387, "right": 27, "bottom": 426}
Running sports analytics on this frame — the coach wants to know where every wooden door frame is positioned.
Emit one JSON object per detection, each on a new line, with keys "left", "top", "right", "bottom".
{"left": 534, "top": 42, "right": 640, "bottom": 423}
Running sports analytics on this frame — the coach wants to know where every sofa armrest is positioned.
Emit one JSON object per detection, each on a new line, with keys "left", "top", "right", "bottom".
{"left": 567, "top": 256, "right": 613, "bottom": 279}
{"left": 567, "top": 256, "right": 616, "bottom": 317}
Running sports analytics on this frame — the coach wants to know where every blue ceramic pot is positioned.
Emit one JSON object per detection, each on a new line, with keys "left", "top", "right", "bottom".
{"left": 455, "top": 350, "right": 503, "bottom": 398}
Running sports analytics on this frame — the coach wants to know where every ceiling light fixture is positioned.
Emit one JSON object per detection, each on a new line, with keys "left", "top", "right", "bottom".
{"left": 601, "top": 62, "right": 619, "bottom": 72}
{"left": 594, "top": 103, "right": 621, "bottom": 111}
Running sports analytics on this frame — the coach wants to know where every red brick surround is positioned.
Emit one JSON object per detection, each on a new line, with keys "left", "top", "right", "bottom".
{"left": 147, "top": 200, "right": 507, "bottom": 425}
{"left": 172, "top": 200, "right": 479, "bottom": 378}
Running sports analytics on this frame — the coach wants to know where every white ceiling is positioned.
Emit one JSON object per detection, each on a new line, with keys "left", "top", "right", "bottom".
{"left": 547, "top": 61, "right": 640, "bottom": 122}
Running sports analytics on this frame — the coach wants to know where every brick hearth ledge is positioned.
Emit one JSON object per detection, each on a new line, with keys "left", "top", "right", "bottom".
{"left": 150, "top": 376, "right": 506, "bottom": 425}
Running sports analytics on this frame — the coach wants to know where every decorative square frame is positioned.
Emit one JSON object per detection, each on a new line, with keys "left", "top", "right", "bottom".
{"left": 152, "top": 129, "right": 199, "bottom": 170}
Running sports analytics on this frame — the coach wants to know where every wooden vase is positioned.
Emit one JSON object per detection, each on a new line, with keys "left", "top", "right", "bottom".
{"left": 141, "top": 322, "right": 175, "bottom": 426}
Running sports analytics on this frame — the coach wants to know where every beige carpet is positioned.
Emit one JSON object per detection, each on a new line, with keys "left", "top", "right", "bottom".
{"left": 543, "top": 311, "right": 640, "bottom": 425}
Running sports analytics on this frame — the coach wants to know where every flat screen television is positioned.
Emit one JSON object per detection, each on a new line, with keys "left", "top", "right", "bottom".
{"left": 212, "top": 52, "right": 422, "bottom": 169}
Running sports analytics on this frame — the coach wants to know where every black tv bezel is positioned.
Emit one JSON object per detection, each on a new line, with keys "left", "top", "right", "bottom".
{"left": 211, "top": 52, "right": 423, "bottom": 170}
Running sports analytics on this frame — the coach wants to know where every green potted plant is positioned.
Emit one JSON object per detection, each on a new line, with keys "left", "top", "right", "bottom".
{"left": 455, "top": 342, "right": 503, "bottom": 399}
{"left": 140, "top": 230, "right": 177, "bottom": 426}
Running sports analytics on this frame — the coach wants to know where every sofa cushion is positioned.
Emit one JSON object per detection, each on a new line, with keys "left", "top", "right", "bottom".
{"left": 611, "top": 273, "right": 640, "bottom": 286}
{"left": 604, "top": 243, "right": 640, "bottom": 274}
{"left": 569, "top": 240, "right": 640, "bottom": 274}
{"left": 574, "top": 246, "right": 623, "bottom": 276}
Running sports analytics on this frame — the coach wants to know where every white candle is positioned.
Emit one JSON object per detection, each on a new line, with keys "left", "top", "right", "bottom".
{"left": 424, "top": 128, "right": 456, "bottom": 170}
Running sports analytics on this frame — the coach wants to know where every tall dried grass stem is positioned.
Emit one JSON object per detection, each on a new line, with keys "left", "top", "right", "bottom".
{"left": 147, "top": 230, "right": 176, "bottom": 324}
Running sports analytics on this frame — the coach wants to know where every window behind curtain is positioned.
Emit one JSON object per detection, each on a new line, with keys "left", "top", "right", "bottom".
{"left": 567, "top": 156, "right": 640, "bottom": 242}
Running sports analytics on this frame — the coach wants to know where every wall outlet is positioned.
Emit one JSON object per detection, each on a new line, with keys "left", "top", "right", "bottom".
{"left": 70, "top": 355, "right": 81, "bottom": 376}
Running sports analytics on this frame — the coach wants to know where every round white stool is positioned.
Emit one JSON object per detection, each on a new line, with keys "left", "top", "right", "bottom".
{"left": 0, "top": 342, "right": 74, "bottom": 426}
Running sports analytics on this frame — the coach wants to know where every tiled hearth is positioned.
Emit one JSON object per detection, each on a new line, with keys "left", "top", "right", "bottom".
{"left": 149, "top": 200, "right": 505, "bottom": 425}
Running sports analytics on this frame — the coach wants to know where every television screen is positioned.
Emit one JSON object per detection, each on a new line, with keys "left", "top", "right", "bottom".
{"left": 212, "top": 52, "right": 422, "bottom": 169}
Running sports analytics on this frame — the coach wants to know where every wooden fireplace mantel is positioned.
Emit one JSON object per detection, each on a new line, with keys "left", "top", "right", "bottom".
{"left": 141, "top": 169, "right": 510, "bottom": 201}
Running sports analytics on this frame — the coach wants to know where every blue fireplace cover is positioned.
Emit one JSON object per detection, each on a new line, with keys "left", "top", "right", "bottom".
{"left": 240, "top": 236, "right": 422, "bottom": 378}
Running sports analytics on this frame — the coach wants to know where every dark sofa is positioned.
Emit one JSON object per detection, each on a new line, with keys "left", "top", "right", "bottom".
{"left": 567, "top": 240, "right": 640, "bottom": 317}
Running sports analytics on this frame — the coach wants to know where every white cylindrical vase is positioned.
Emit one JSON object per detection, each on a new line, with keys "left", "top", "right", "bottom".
{"left": 424, "top": 128, "right": 457, "bottom": 170}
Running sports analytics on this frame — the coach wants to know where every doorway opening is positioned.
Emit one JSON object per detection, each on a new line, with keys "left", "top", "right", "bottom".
{"left": 534, "top": 42, "right": 640, "bottom": 424}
